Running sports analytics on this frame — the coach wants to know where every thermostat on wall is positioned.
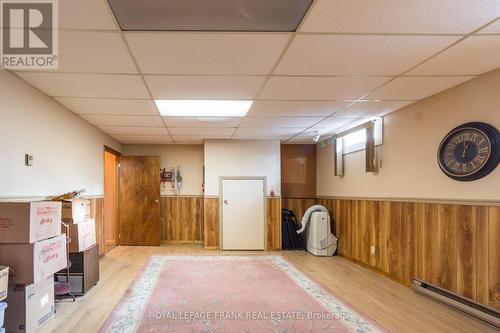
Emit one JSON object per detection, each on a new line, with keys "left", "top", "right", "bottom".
{"left": 25, "top": 154, "right": 33, "bottom": 166}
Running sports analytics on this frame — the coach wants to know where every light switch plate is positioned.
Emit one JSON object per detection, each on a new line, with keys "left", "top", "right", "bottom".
{"left": 25, "top": 154, "right": 33, "bottom": 166}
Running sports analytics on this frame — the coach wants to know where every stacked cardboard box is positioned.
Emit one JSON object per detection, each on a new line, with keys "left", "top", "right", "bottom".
{"left": 0, "top": 201, "right": 67, "bottom": 333}
{"left": 4, "top": 277, "right": 54, "bottom": 333}
{"left": 61, "top": 199, "right": 96, "bottom": 253}
{"left": 56, "top": 199, "right": 99, "bottom": 295}
{"left": 61, "top": 199, "right": 90, "bottom": 224}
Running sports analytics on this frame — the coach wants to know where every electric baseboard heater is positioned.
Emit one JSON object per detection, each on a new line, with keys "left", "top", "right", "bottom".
{"left": 412, "top": 279, "right": 500, "bottom": 329}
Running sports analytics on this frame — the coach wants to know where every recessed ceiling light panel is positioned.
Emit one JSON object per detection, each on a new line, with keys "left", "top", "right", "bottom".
{"left": 155, "top": 100, "right": 253, "bottom": 117}
{"left": 107, "top": 0, "right": 313, "bottom": 32}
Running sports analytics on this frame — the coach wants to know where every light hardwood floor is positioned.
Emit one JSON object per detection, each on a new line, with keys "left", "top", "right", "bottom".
{"left": 41, "top": 246, "right": 496, "bottom": 333}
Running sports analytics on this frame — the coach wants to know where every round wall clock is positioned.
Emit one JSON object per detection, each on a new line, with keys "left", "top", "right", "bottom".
{"left": 437, "top": 122, "right": 500, "bottom": 181}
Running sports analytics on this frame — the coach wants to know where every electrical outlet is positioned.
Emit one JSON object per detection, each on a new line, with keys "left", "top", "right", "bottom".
{"left": 25, "top": 154, "right": 33, "bottom": 166}
{"left": 370, "top": 245, "right": 375, "bottom": 255}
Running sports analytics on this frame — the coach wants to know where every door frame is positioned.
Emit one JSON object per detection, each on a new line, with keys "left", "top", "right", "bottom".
{"left": 103, "top": 145, "right": 121, "bottom": 253}
{"left": 219, "top": 176, "right": 267, "bottom": 251}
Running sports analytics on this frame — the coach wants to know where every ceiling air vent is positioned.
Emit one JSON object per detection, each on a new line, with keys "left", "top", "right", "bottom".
{"left": 107, "top": 0, "right": 313, "bottom": 32}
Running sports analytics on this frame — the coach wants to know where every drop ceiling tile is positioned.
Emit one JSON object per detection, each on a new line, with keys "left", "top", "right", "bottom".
{"left": 240, "top": 116, "right": 323, "bottom": 128}
{"left": 336, "top": 101, "right": 415, "bottom": 117}
{"left": 99, "top": 126, "right": 168, "bottom": 135}
{"left": 407, "top": 36, "right": 500, "bottom": 75}
{"left": 55, "top": 98, "right": 159, "bottom": 115}
{"left": 233, "top": 135, "right": 293, "bottom": 140}
{"left": 80, "top": 115, "right": 163, "bottom": 127}
{"left": 59, "top": 0, "right": 117, "bottom": 30}
{"left": 300, "top": 0, "right": 500, "bottom": 33}
{"left": 478, "top": 19, "right": 500, "bottom": 33}
{"left": 248, "top": 101, "right": 350, "bottom": 117}
{"left": 276, "top": 35, "right": 458, "bottom": 76}
{"left": 111, "top": 135, "right": 173, "bottom": 144}
{"left": 172, "top": 135, "right": 231, "bottom": 141}
{"left": 168, "top": 127, "right": 235, "bottom": 136}
{"left": 170, "top": 136, "right": 206, "bottom": 141}
{"left": 145, "top": 75, "right": 266, "bottom": 99}
{"left": 259, "top": 76, "right": 390, "bottom": 100}
{"left": 53, "top": 31, "right": 137, "bottom": 73}
{"left": 16, "top": 73, "right": 150, "bottom": 98}
{"left": 125, "top": 32, "right": 290, "bottom": 74}
{"left": 286, "top": 138, "right": 316, "bottom": 144}
{"left": 234, "top": 127, "right": 305, "bottom": 137}
{"left": 305, "top": 128, "right": 334, "bottom": 137}
{"left": 172, "top": 139, "right": 205, "bottom": 144}
{"left": 286, "top": 133, "right": 319, "bottom": 143}
{"left": 311, "top": 117, "right": 359, "bottom": 134}
{"left": 164, "top": 117, "right": 242, "bottom": 128}
{"left": 367, "top": 76, "right": 475, "bottom": 100}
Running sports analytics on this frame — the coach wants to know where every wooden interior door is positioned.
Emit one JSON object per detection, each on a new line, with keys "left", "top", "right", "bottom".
{"left": 119, "top": 156, "right": 161, "bottom": 246}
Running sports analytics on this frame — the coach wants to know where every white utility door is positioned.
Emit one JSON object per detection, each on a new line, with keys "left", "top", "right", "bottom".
{"left": 222, "top": 179, "right": 265, "bottom": 250}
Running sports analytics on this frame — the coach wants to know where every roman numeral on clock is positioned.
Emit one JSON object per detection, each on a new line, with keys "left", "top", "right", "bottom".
{"left": 475, "top": 155, "right": 486, "bottom": 164}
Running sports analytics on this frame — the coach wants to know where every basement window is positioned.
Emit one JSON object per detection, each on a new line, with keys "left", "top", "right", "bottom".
{"left": 343, "top": 129, "right": 367, "bottom": 154}
{"left": 332, "top": 118, "right": 383, "bottom": 176}
{"left": 341, "top": 118, "right": 383, "bottom": 155}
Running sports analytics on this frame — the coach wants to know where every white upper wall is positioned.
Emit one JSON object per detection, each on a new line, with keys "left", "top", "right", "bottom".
{"left": 121, "top": 144, "right": 204, "bottom": 196}
{"left": 317, "top": 68, "right": 500, "bottom": 201}
{"left": 0, "top": 70, "right": 121, "bottom": 198}
{"left": 204, "top": 140, "right": 281, "bottom": 196}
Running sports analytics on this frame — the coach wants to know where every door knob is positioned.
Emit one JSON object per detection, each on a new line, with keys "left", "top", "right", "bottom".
{"left": 224, "top": 200, "right": 228, "bottom": 205}
{"left": 154, "top": 199, "right": 159, "bottom": 203}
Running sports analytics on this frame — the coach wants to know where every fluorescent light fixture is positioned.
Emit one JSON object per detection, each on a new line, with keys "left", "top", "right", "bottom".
{"left": 107, "top": 0, "right": 313, "bottom": 32}
{"left": 155, "top": 100, "right": 253, "bottom": 117}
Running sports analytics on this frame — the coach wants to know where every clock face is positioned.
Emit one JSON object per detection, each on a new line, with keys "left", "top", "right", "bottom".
{"left": 441, "top": 128, "right": 490, "bottom": 176}
{"left": 438, "top": 122, "right": 500, "bottom": 181}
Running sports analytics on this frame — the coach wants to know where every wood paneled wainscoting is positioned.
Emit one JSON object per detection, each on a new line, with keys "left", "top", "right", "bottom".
{"left": 281, "top": 198, "right": 317, "bottom": 222}
{"left": 317, "top": 197, "right": 500, "bottom": 310}
{"left": 267, "top": 197, "right": 281, "bottom": 250}
{"left": 89, "top": 197, "right": 105, "bottom": 257}
{"left": 204, "top": 197, "right": 220, "bottom": 249}
{"left": 203, "top": 197, "right": 282, "bottom": 250}
{"left": 160, "top": 196, "right": 203, "bottom": 244}
{"left": 91, "top": 196, "right": 205, "bottom": 254}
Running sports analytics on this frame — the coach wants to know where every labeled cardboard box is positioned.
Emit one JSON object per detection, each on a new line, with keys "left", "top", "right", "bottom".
{"left": 66, "top": 219, "right": 96, "bottom": 253}
{"left": 0, "top": 234, "right": 67, "bottom": 285}
{"left": 0, "top": 266, "right": 8, "bottom": 301}
{"left": 61, "top": 199, "right": 90, "bottom": 223}
{"left": 4, "top": 276, "right": 54, "bottom": 333}
{"left": 0, "top": 201, "right": 61, "bottom": 243}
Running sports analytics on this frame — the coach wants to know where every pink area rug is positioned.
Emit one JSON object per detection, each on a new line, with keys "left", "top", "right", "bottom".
{"left": 100, "top": 256, "right": 386, "bottom": 333}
